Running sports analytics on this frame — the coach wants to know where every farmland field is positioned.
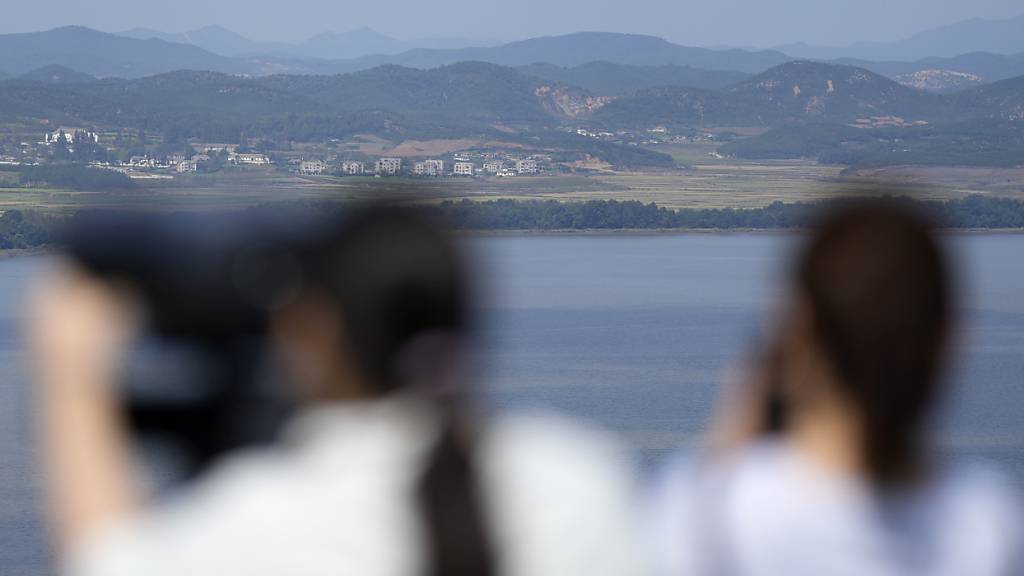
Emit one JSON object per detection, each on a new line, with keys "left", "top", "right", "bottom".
{"left": 0, "top": 144, "right": 1022, "bottom": 213}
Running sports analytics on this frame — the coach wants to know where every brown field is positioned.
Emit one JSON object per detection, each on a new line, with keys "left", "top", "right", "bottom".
{"left": 842, "top": 166, "right": 1024, "bottom": 200}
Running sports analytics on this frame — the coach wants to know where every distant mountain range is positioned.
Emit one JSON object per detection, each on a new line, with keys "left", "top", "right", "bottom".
{"left": 0, "top": 27, "right": 790, "bottom": 79}
{"left": 0, "top": 26, "right": 249, "bottom": 77}
{"left": 118, "top": 25, "right": 497, "bottom": 60}
{"left": 116, "top": 26, "right": 787, "bottom": 72}
{"left": 775, "top": 13, "right": 1024, "bottom": 61}
{"left": 117, "top": 14, "right": 1024, "bottom": 67}
{"left": 839, "top": 52, "right": 1024, "bottom": 89}
{"left": 118, "top": 25, "right": 293, "bottom": 57}
{"left": 1, "top": 25, "right": 1024, "bottom": 99}
{"left": 330, "top": 32, "right": 791, "bottom": 74}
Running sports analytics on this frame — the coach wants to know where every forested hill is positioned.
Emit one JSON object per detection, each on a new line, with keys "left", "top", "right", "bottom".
{"left": 2, "top": 58, "right": 1022, "bottom": 169}
{"left": 951, "top": 74, "right": 1024, "bottom": 120}
{"left": 15, "top": 65, "right": 98, "bottom": 85}
{"left": 589, "top": 61, "right": 955, "bottom": 128}
{"left": 10, "top": 59, "right": 1020, "bottom": 137}
{"left": 0, "top": 62, "right": 599, "bottom": 141}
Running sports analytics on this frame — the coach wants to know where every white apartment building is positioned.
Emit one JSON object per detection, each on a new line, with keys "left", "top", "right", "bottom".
{"left": 235, "top": 153, "right": 271, "bottom": 165}
{"left": 413, "top": 159, "right": 444, "bottom": 176}
{"left": 375, "top": 157, "right": 402, "bottom": 175}
{"left": 176, "top": 160, "right": 197, "bottom": 173}
{"left": 482, "top": 160, "right": 504, "bottom": 174}
{"left": 516, "top": 159, "right": 539, "bottom": 174}
{"left": 342, "top": 161, "right": 365, "bottom": 175}
{"left": 453, "top": 162, "right": 475, "bottom": 176}
{"left": 299, "top": 160, "right": 326, "bottom": 175}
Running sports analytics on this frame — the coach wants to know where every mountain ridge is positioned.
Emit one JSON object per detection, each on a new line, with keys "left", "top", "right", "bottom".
{"left": 0, "top": 26, "right": 251, "bottom": 77}
{"left": 319, "top": 32, "right": 793, "bottom": 74}
{"left": 118, "top": 25, "right": 497, "bottom": 60}
{"left": 775, "top": 13, "right": 1024, "bottom": 60}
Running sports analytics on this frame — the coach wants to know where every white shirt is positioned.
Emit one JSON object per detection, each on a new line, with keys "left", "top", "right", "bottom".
{"left": 68, "top": 397, "right": 643, "bottom": 576}
{"left": 650, "top": 439, "right": 1023, "bottom": 576}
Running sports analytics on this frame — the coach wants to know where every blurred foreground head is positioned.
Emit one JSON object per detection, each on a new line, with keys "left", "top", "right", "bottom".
{"left": 283, "top": 205, "right": 470, "bottom": 401}
{"left": 277, "top": 205, "right": 493, "bottom": 576}
{"left": 773, "top": 199, "right": 951, "bottom": 484}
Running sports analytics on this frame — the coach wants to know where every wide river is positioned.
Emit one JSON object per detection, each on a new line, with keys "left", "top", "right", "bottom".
{"left": 3, "top": 233, "right": 1024, "bottom": 573}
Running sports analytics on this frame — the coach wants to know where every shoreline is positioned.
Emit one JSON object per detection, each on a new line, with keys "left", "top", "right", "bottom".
{"left": 460, "top": 227, "right": 1024, "bottom": 236}
{"left": 2, "top": 228, "right": 1022, "bottom": 259}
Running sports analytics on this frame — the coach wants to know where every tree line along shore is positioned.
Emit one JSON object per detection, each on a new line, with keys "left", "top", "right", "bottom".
{"left": 0, "top": 195, "right": 1022, "bottom": 251}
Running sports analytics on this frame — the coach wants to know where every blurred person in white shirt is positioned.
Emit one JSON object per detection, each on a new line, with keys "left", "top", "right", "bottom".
{"left": 650, "top": 201, "right": 1023, "bottom": 576}
{"left": 30, "top": 206, "right": 642, "bottom": 576}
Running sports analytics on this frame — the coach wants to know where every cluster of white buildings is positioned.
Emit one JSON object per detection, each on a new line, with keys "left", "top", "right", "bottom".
{"left": 378, "top": 156, "right": 541, "bottom": 177}
{"left": 117, "top": 153, "right": 213, "bottom": 174}
{"left": 233, "top": 153, "right": 271, "bottom": 165}
{"left": 43, "top": 128, "right": 99, "bottom": 145}
{"left": 450, "top": 156, "right": 541, "bottom": 177}
{"left": 292, "top": 155, "right": 546, "bottom": 178}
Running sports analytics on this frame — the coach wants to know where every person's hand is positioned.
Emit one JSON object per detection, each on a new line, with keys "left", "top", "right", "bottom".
{"left": 707, "top": 336, "right": 789, "bottom": 456}
{"left": 26, "top": 261, "right": 143, "bottom": 552}
{"left": 27, "top": 262, "right": 140, "bottom": 394}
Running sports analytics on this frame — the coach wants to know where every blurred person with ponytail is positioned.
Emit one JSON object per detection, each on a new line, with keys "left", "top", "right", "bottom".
{"left": 650, "top": 200, "right": 1022, "bottom": 576}
{"left": 32, "top": 206, "right": 641, "bottom": 576}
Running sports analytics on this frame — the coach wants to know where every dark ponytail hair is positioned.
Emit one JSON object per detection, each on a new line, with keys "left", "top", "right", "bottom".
{"left": 796, "top": 200, "right": 951, "bottom": 485}
{"left": 310, "top": 206, "right": 495, "bottom": 576}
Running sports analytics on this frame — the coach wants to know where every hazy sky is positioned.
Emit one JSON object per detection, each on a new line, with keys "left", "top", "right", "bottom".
{"left": 1, "top": 0, "right": 1021, "bottom": 47}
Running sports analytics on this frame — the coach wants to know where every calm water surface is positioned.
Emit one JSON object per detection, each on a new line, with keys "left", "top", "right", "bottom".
{"left": 2, "top": 233, "right": 1023, "bottom": 573}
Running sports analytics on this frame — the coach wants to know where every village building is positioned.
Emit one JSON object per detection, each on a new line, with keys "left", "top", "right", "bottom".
{"left": 482, "top": 160, "right": 504, "bottom": 174}
{"left": 127, "top": 155, "right": 156, "bottom": 167}
{"left": 375, "top": 157, "right": 402, "bottom": 175}
{"left": 516, "top": 159, "right": 539, "bottom": 174}
{"left": 413, "top": 159, "right": 444, "bottom": 176}
{"left": 44, "top": 128, "right": 99, "bottom": 145}
{"left": 176, "top": 160, "right": 198, "bottom": 173}
{"left": 198, "top": 144, "right": 236, "bottom": 154}
{"left": 453, "top": 162, "right": 475, "bottom": 176}
{"left": 299, "top": 160, "right": 326, "bottom": 175}
{"left": 342, "top": 161, "right": 365, "bottom": 175}
{"left": 234, "top": 153, "right": 271, "bottom": 165}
